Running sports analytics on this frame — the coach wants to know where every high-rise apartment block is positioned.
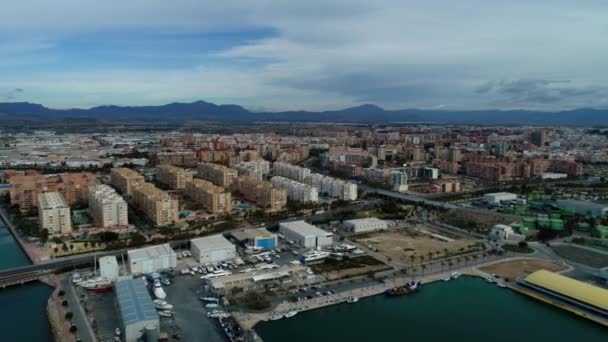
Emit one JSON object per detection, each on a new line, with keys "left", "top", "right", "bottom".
{"left": 110, "top": 168, "right": 144, "bottom": 196}
{"left": 38, "top": 192, "right": 72, "bottom": 234}
{"left": 271, "top": 176, "right": 319, "bottom": 203}
{"left": 236, "top": 176, "right": 287, "bottom": 211}
{"left": 89, "top": 184, "right": 128, "bottom": 228}
{"left": 157, "top": 165, "right": 193, "bottom": 190}
{"left": 307, "top": 174, "right": 357, "bottom": 201}
{"left": 154, "top": 151, "right": 197, "bottom": 167}
{"left": 184, "top": 179, "right": 232, "bottom": 214}
{"left": 9, "top": 172, "right": 95, "bottom": 211}
{"left": 197, "top": 162, "right": 238, "bottom": 188}
{"left": 273, "top": 162, "right": 310, "bottom": 182}
{"left": 232, "top": 160, "right": 271, "bottom": 181}
{"left": 131, "top": 183, "right": 179, "bottom": 226}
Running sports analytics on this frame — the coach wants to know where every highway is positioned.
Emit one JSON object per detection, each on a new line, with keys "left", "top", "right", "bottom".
{"left": 359, "top": 184, "right": 460, "bottom": 209}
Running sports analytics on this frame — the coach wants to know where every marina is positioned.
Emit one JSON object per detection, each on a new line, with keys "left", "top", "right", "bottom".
{"left": 255, "top": 276, "right": 607, "bottom": 342}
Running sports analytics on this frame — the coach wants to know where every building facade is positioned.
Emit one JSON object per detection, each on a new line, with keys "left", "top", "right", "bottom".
{"left": 197, "top": 162, "right": 238, "bottom": 188}
{"left": 156, "top": 165, "right": 193, "bottom": 190}
{"left": 89, "top": 184, "right": 129, "bottom": 228}
{"left": 131, "top": 183, "right": 179, "bottom": 226}
{"left": 184, "top": 179, "right": 232, "bottom": 214}
{"left": 111, "top": 168, "right": 145, "bottom": 196}
{"left": 236, "top": 176, "right": 287, "bottom": 211}
{"left": 38, "top": 192, "right": 72, "bottom": 234}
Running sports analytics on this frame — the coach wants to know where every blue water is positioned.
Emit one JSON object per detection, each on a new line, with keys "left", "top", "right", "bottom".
{"left": 0, "top": 216, "right": 54, "bottom": 341}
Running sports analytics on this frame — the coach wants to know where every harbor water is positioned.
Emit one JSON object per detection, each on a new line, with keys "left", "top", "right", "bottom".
{"left": 0, "top": 218, "right": 54, "bottom": 341}
{"left": 256, "top": 277, "right": 606, "bottom": 342}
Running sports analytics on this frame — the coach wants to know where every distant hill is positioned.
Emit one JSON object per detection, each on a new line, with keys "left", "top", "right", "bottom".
{"left": 1, "top": 101, "right": 607, "bottom": 126}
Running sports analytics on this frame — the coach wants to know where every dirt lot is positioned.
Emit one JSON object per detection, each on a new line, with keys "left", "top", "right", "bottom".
{"left": 310, "top": 255, "right": 391, "bottom": 281}
{"left": 551, "top": 244, "right": 608, "bottom": 268}
{"left": 479, "top": 259, "right": 568, "bottom": 282}
{"left": 355, "top": 227, "right": 483, "bottom": 265}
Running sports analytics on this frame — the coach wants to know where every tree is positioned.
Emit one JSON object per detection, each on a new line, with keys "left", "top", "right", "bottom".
{"left": 129, "top": 232, "right": 147, "bottom": 246}
{"left": 61, "top": 244, "right": 68, "bottom": 252}
{"left": 65, "top": 312, "right": 73, "bottom": 320}
{"left": 69, "top": 325, "right": 78, "bottom": 333}
{"left": 58, "top": 290, "right": 65, "bottom": 297}
{"left": 518, "top": 241, "right": 528, "bottom": 249}
{"left": 61, "top": 300, "right": 68, "bottom": 307}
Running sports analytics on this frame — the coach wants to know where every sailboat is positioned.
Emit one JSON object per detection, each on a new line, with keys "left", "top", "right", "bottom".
{"left": 82, "top": 254, "right": 114, "bottom": 293}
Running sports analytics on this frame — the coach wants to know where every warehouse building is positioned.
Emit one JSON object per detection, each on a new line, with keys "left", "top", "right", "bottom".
{"left": 519, "top": 270, "right": 608, "bottom": 319}
{"left": 207, "top": 265, "right": 304, "bottom": 295}
{"left": 556, "top": 199, "right": 608, "bottom": 218}
{"left": 115, "top": 278, "right": 159, "bottom": 342}
{"left": 191, "top": 234, "right": 237, "bottom": 264}
{"left": 127, "top": 244, "right": 177, "bottom": 275}
{"left": 279, "top": 220, "right": 333, "bottom": 248}
{"left": 482, "top": 192, "right": 518, "bottom": 205}
{"left": 343, "top": 217, "right": 388, "bottom": 233}
{"left": 99, "top": 255, "right": 119, "bottom": 281}
{"left": 231, "top": 228, "right": 278, "bottom": 250}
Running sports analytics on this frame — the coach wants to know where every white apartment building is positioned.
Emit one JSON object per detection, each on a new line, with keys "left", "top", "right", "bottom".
{"left": 38, "top": 192, "right": 72, "bottom": 234}
{"left": 232, "top": 160, "right": 271, "bottom": 181}
{"left": 307, "top": 174, "right": 357, "bottom": 201}
{"left": 273, "top": 162, "right": 311, "bottom": 182}
{"left": 89, "top": 184, "right": 129, "bottom": 228}
{"left": 271, "top": 176, "right": 319, "bottom": 203}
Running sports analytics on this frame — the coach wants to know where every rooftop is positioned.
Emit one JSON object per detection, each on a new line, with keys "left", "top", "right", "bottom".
{"left": 280, "top": 220, "right": 331, "bottom": 237}
{"left": 524, "top": 270, "right": 608, "bottom": 312}
{"left": 127, "top": 243, "right": 176, "bottom": 260}
{"left": 115, "top": 278, "right": 158, "bottom": 325}
{"left": 191, "top": 234, "right": 235, "bottom": 250}
{"left": 231, "top": 228, "right": 275, "bottom": 242}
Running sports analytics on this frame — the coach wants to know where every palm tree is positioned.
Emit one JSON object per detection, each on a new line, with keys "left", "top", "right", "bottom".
{"left": 443, "top": 248, "right": 449, "bottom": 257}
{"left": 421, "top": 264, "right": 427, "bottom": 276}
{"left": 409, "top": 254, "right": 416, "bottom": 267}
{"left": 418, "top": 255, "right": 425, "bottom": 266}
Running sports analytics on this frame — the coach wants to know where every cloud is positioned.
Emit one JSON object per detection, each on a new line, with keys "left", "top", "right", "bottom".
{"left": 1, "top": 0, "right": 608, "bottom": 110}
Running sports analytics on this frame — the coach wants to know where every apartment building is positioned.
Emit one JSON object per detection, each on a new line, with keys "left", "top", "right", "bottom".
{"left": 38, "top": 192, "right": 72, "bottom": 234}
{"left": 273, "top": 162, "right": 310, "bottom": 182}
{"left": 110, "top": 168, "right": 145, "bottom": 196}
{"left": 271, "top": 176, "right": 318, "bottom": 203}
{"left": 89, "top": 184, "right": 128, "bottom": 228}
{"left": 307, "top": 174, "right": 357, "bottom": 201}
{"left": 232, "top": 160, "right": 271, "bottom": 181}
{"left": 131, "top": 182, "right": 179, "bottom": 226}
{"left": 184, "top": 179, "right": 232, "bottom": 214}
{"left": 153, "top": 151, "right": 197, "bottom": 167}
{"left": 197, "top": 162, "right": 238, "bottom": 188}
{"left": 236, "top": 176, "right": 287, "bottom": 211}
{"left": 157, "top": 165, "right": 193, "bottom": 190}
{"left": 9, "top": 172, "right": 95, "bottom": 211}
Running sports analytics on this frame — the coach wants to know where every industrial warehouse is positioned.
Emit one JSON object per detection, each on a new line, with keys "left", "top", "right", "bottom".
{"left": 230, "top": 228, "right": 278, "bottom": 250}
{"left": 518, "top": 270, "right": 608, "bottom": 321}
{"left": 115, "top": 278, "right": 160, "bottom": 342}
{"left": 190, "top": 234, "right": 237, "bottom": 263}
{"left": 127, "top": 244, "right": 178, "bottom": 274}
{"left": 279, "top": 220, "right": 333, "bottom": 248}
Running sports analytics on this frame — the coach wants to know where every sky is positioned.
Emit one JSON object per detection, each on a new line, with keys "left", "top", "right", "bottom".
{"left": 1, "top": 0, "right": 608, "bottom": 111}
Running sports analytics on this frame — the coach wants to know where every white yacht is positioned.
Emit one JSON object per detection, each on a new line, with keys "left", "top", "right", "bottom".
{"left": 299, "top": 251, "right": 330, "bottom": 263}
{"left": 153, "top": 280, "right": 167, "bottom": 300}
{"left": 284, "top": 311, "right": 298, "bottom": 318}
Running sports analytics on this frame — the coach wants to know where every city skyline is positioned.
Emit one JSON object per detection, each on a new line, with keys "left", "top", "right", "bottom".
{"left": 2, "top": 0, "right": 608, "bottom": 111}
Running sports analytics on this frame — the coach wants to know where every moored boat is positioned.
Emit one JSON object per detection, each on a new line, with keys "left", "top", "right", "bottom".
{"left": 385, "top": 281, "right": 421, "bottom": 296}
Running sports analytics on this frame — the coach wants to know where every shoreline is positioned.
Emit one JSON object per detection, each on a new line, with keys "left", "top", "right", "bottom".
{"left": 42, "top": 275, "right": 76, "bottom": 342}
{"left": 234, "top": 270, "right": 463, "bottom": 331}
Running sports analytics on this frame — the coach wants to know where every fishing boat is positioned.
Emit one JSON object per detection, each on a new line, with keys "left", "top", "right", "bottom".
{"left": 442, "top": 276, "right": 451, "bottom": 282}
{"left": 205, "top": 303, "right": 219, "bottom": 309}
{"left": 385, "top": 281, "right": 421, "bottom": 296}
{"left": 485, "top": 277, "right": 495, "bottom": 283}
{"left": 451, "top": 272, "right": 462, "bottom": 279}
{"left": 347, "top": 296, "right": 359, "bottom": 303}
{"left": 153, "top": 280, "right": 167, "bottom": 299}
{"left": 207, "top": 310, "right": 231, "bottom": 318}
{"left": 496, "top": 282, "right": 507, "bottom": 288}
{"left": 284, "top": 310, "right": 298, "bottom": 318}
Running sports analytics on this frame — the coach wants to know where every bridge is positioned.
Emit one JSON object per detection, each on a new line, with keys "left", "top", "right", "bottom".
{"left": 0, "top": 270, "right": 53, "bottom": 288}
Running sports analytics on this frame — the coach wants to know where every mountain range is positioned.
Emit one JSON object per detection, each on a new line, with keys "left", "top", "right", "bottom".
{"left": 1, "top": 100, "right": 607, "bottom": 126}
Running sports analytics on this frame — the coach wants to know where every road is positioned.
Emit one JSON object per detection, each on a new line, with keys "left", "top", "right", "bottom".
{"left": 62, "top": 277, "right": 97, "bottom": 342}
{"left": 359, "top": 184, "right": 460, "bottom": 209}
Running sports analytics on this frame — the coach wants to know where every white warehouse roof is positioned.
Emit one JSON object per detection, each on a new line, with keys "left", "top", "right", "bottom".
{"left": 344, "top": 217, "right": 387, "bottom": 226}
{"left": 128, "top": 243, "right": 176, "bottom": 261}
{"left": 191, "top": 234, "right": 235, "bottom": 251}
{"left": 280, "top": 220, "right": 328, "bottom": 237}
